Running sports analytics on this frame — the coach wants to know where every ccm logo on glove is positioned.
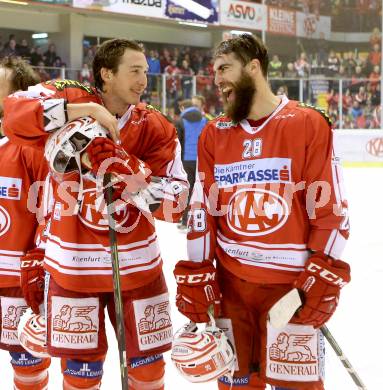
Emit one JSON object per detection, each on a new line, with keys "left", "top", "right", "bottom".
{"left": 175, "top": 272, "right": 216, "bottom": 284}
{"left": 20, "top": 259, "right": 44, "bottom": 268}
{"left": 306, "top": 262, "right": 348, "bottom": 288}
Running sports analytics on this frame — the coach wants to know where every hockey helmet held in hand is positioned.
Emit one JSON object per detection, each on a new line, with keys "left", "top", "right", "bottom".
{"left": 171, "top": 314, "right": 235, "bottom": 383}
{"left": 18, "top": 308, "right": 50, "bottom": 358}
{"left": 44, "top": 116, "right": 108, "bottom": 175}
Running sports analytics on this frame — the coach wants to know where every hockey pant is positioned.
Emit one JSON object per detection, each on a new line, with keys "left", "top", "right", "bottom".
{"left": 216, "top": 265, "right": 324, "bottom": 390}
{"left": 62, "top": 354, "right": 165, "bottom": 390}
{"left": 10, "top": 352, "right": 50, "bottom": 390}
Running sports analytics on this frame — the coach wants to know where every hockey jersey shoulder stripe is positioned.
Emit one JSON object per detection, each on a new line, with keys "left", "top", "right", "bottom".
{"left": 296, "top": 102, "right": 332, "bottom": 127}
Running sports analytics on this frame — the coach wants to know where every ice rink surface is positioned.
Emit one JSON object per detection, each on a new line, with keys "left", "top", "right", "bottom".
{"left": 0, "top": 167, "right": 382, "bottom": 389}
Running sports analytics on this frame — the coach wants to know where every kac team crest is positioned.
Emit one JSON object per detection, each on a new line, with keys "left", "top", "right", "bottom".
{"left": 227, "top": 188, "right": 289, "bottom": 236}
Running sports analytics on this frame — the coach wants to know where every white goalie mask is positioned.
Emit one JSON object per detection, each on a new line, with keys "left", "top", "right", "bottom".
{"left": 18, "top": 308, "right": 49, "bottom": 358}
{"left": 44, "top": 116, "right": 108, "bottom": 177}
{"left": 171, "top": 314, "right": 235, "bottom": 383}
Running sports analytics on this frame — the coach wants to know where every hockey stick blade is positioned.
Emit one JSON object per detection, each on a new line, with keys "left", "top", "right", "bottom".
{"left": 268, "top": 288, "right": 302, "bottom": 329}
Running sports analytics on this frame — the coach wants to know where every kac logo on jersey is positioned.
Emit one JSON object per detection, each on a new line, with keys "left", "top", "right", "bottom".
{"left": 0, "top": 205, "right": 11, "bottom": 237}
{"left": 78, "top": 188, "right": 130, "bottom": 231}
{"left": 227, "top": 188, "right": 289, "bottom": 236}
{"left": 0, "top": 177, "right": 22, "bottom": 200}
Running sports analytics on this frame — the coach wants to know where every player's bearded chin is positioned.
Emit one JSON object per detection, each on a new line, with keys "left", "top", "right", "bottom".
{"left": 224, "top": 70, "right": 256, "bottom": 123}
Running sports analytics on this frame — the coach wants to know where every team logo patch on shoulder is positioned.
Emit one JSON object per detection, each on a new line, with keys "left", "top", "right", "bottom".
{"left": 216, "top": 120, "right": 235, "bottom": 129}
{"left": 46, "top": 80, "right": 94, "bottom": 94}
{"left": 297, "top": 102, "right": 332, "bottom": 126}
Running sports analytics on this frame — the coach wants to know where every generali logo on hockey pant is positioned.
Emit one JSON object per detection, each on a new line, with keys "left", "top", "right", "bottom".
{"left": 78, "top": 188, "right": 130, "bottom": 231}
{"left": 266, "top": 322, "right": 320, "bottom": 382}
{"left": 366, "top": 137, "right": 383, "bottom": 157}
{"left": 51, "top": 297, "right": 99, "bottom": 350}
{"left": 134, "top": 292, "right": 172, "bottom": 352}
{"left": 0, "top": 205, "right": 11, "bottom": 237}
{"left": 227, "top": 188, "right": 289, "bottom": 236}
{"left": 0, "top": 297, "right": 27, "bottom": 345}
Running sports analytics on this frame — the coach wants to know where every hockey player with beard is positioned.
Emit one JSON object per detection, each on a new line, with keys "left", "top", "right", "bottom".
{"left": 173, "top": 34, "right": 350, "bottom": 389}
{"left": 2, "top": 39, "right": 188, "bottom": 390}
{"left": 0, "top": 58, "right": 50, "bottom": 389}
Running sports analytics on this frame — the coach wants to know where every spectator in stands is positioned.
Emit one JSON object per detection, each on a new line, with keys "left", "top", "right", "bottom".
{"left": 351, "top": 65, "right": 364, "bottom": 89}
{"left": 179, "top": 59, "right": 194, "bottom": 99}
{"left": 192, "top": 94, "right": 214, "bottom": 120}
{"left": 368, "top": 43, "right": 381, "bottom": 68}
{"left": 176, "top": 99, "right": 207, "bottom": 230}
{"left": 369, "top": 65, "right": 380, "bottom": 90}
{"left": 17, "top": 39, "right": 30, "bottom": 60}
{"left": 79, "top": 63, "right": 93, "bottom": 85}
{"left": 369, "top": 27, "right": 381, "bottom": 48}
{"left": 294, "top": 52, "right": 310, "bottom": 77}
{"left": 370, "top": 81, "right": 381, "bottom": 106}
{"left": 269, "top": 54, "right": 283, "bottom": 78}
{"left": 327, "top": 50, "right": 341, "bottom": 76}
{"left": 30, "top": 46, "right": 44, "bottom": 66}
{"left": 44, "top": 43, "right": 57, "bottom": 67}
{"left": 0, "top": 39, "right": 17, "bottom": 59}
{"left": 147, "top": 49, "right": 161, "bottom": 93}
{"left": 316, "top": 32, "right": 329, "bottom": 66}
{"left": 351, "top": 100, "right": 363, "bottom": 121}
{"left": 50, "top": 57, "right": 64, "bottom": 79}
{"left": 35, "top": 60, "right": 50, "bottom": 82}
{"left": 84, "top": 46, "right": 95, "bottom": 67}
{"left": 354, "top": 85, "right": 367, "bottom": 105}
{"left": 342, "top": 51, "right": 357, "bottom": 77}
{"left": 164, "top": 58, "right": 180, "bottom": 109}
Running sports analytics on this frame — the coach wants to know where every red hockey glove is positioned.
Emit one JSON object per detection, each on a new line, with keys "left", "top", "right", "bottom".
{"left": 174, "top": 260, "right": 221, "bottom": 323}
{"left": 20, "top": 248, "right": 45, "bottom": 315}
{"left": 294, "top": 253, "right": 351, "bottom": 328}
{"left": 86, "top": 137, "right": 150, "bottom": 195}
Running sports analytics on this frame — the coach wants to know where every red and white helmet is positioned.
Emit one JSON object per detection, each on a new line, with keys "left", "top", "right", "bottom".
{"left": 44, "top": 116, "right": 108, "bottom": 176}
{"left": 171, "top": 314, "right": 235, "bottom": 383}
{"left": 17, "top": 308, "right": 49, "bottom": 358}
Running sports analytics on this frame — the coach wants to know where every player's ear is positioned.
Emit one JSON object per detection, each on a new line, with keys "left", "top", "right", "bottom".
{"left": 248, "top": 59, "right": 260, "bottom": 76}
{"left": 100, "top": 67, "right": 112, "bottom": 83}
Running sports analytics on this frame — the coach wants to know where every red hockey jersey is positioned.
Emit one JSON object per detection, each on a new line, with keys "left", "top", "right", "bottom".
{"left": 0, "top": 137, "right": 48, "bottom": 287}
{"left": 187, "top": 96, "right": 349, "bottom": 284}
{"left": 3, "top": 80, "right": 188, "bottom": 292}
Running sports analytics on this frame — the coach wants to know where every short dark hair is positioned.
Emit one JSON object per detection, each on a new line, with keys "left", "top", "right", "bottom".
{"left": 214, "top": 34, "right": 269, "bottom": 77}
{"left": 179, "top": 99, "right": 193, "bottom": 110}
{"left": 92, "top": 38, "right": 144, "bottom": 91}
{"left": 0, "top": 57, "right": 40, "bottom": 93}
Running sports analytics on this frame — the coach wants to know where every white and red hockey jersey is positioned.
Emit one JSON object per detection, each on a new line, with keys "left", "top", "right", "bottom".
{"left": 187, "top": 96, "right": 349, "bottom": 284}
{"left": 3, "top": 80, "right": 188, "bottom": 293}
{"left": 0, "top": 137, "right": 48, "bottom": 287}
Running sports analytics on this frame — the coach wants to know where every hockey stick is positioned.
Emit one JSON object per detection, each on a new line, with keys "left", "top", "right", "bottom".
{"left": 269, "top": 289, "right": 367, "bottom": 390}
{"left": 320, "top": 325, "right": 367, "bottom": 390}
{"left": 105, "top": 174, "right": 129, "bottom": 390}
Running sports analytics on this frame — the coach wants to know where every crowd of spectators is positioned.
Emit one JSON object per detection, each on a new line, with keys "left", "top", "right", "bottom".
{"left": 0, "top": 34, "right": 64, "bottom": 81}
{"left": 0, "top": 28, "right": 381, "bottom": 129}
